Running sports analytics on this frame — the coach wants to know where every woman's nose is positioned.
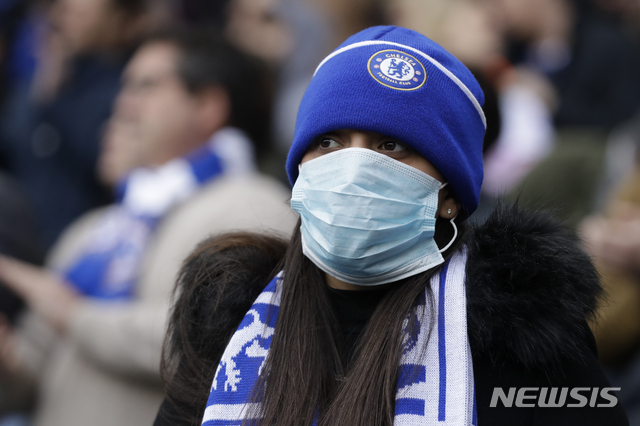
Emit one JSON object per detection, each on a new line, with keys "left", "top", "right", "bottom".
{"left": 348, "top": 132, "right": 372, "bottom": 149}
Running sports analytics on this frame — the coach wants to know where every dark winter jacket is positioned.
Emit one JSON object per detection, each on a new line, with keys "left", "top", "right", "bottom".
{"left": 155, "top": 205, "right": 629, "bottom": 425}
{"left": 466, "top": 206, "right": 627, "bottom": 424}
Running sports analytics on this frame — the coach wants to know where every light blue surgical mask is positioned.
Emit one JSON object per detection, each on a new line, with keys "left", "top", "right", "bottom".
{"left": 291, "top": 148, "right": 452, "bottom": 286}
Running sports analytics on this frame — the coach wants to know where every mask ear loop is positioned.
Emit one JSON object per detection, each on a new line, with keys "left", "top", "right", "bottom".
{"left": 437, "top": 181, "right": 457, "bottom": 253}
{"left": 439, "top": 213, "right": 458, "bottom": 253}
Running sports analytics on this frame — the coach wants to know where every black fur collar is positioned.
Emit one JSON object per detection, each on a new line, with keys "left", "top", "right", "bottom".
{"left": 465, "top": 203, "right": 602, "bottom": 371}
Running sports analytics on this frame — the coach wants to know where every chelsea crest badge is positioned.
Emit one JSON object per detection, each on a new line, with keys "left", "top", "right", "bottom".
{"left": 368, "top": 49, "right": 427, "bottom": 91}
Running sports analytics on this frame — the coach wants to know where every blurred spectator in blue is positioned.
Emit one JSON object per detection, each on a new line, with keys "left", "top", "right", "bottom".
{"left": 0, "top": 0, "right": 155, "bottom": 250}
{"left": 0, "top": 29, "right": 296, "bottom": 426}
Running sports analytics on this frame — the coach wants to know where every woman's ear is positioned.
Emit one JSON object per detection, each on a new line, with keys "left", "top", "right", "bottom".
{"left": 438, "top": 188, "right": 460, "bottom": 219}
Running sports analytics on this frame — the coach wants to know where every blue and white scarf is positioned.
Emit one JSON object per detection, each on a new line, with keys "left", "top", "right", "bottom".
{"left": 202, "top": 249, "right": 476, "bottom": 425}
{"left": 64, "top": 127, "right": 255, "bottom": 300}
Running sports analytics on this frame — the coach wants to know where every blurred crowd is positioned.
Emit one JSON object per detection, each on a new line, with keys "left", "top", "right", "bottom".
{"left": 0, "top": 0, "right": 639, "bottom": 424}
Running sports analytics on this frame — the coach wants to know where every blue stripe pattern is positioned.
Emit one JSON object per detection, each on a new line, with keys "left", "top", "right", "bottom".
{"left": 472, "top": 386, "right": 477, "bottom": 425}
{"left": 65, "top": 144, "right": 224, "bottom": 300}
{"left": 188, "top": 144, "right": 224, "bottom": 184}
{"left": 397, "top": 364, "right": 427, "bottom": 390}
{"left": 438, "top": 260, "right": 450, "bottom": 421}
{"left": 395, "top": 398, "right": 426, "bottom": 416}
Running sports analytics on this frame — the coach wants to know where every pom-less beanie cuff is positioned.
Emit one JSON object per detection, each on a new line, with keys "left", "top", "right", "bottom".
{"left": 286, "top": 26, "right": 486, "bottom": 216}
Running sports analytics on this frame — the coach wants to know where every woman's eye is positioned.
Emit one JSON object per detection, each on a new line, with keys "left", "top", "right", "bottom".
{"left": 380, "top": 141, "right": 406, "bottom": 152}
{"left": 318, "top": 138, "right": 340, "bottom": 149}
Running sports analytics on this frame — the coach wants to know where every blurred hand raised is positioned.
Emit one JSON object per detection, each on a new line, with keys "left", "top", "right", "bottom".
{"left": 0, "top": 256, "right": 79, "bottom": 334}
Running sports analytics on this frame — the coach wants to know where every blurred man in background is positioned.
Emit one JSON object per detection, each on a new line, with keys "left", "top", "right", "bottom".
{"left": 0, "top": 29, "right": 296, "bottom": 426}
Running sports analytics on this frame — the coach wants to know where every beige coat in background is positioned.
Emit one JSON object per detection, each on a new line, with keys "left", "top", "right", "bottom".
{"left": 4, "top": 174, "right": 297, "bottom": 426}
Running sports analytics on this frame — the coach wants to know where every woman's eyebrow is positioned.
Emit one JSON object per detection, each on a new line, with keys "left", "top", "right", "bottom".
{"left": 320, "top": 131, "right": 340, "bottom": 138}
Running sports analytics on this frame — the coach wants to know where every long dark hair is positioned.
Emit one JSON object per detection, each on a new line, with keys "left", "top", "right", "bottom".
{"left": 160, "top": 232, "right": 288, "bottom": 425}
{"left": 250, "top": 215, "right": 466, "bottom": 426}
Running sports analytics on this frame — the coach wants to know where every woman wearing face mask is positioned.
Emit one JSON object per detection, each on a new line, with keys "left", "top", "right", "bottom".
{"left": 155, "top": 27, "right": 628, "bottom": 426}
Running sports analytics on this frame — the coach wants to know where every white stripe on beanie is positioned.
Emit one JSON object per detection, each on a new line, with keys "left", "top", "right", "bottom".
{"left": 314, "top": 40, "right": 487, "bottom": 129}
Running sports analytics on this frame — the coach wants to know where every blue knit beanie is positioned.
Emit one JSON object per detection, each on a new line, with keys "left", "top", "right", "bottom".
{"left": 286, "top": 26, "right": 486, "bottom": 216}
